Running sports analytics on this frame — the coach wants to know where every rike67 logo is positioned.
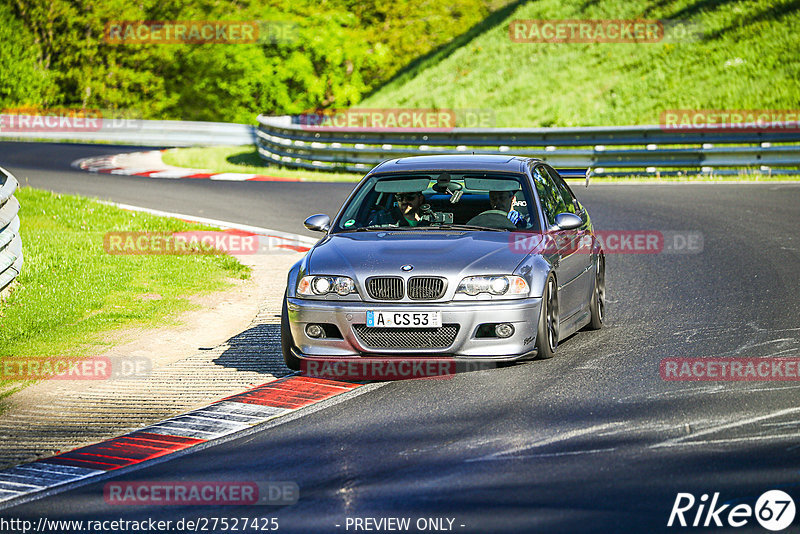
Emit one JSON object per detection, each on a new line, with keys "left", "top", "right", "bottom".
{"left": 668, "top": 490, "right": 796, "bottom": 530}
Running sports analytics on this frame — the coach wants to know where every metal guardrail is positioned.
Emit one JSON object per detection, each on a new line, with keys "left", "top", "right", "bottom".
{"left": 3, "top": 113, "right": 798, "bottom": 175}
{"left": 256, "top": 115, "right": 800, "bottom": 175}
{"left": 0, "top": 117, "right": 255, "bottom": 147}
{"left": 0, "top": 167, "right": 22, "bottom": 293}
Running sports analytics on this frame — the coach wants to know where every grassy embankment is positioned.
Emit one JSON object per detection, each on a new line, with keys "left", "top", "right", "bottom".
{"left": 0, "top": 187, "right": 250, "bottom": 402}
{"left": 361, "top": 0, "right": 800, "bottom": 127}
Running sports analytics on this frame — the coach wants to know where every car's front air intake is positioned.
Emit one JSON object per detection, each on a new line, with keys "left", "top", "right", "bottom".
{"left": 353, "top": 324, "right": 459, "bottom": 349}
{"left": 407, "top": 277, "right": 446, "bottom": 300}
{"left": 366, "top": 277, "right": 404, "bottom": 300}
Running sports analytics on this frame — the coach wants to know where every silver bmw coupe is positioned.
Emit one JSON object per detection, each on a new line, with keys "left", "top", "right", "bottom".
{"left": 281, "top": 155, "right": 605, "bottom": 370}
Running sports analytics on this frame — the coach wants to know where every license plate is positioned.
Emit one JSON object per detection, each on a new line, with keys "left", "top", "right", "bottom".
{"left": 366, "top": 310, "right": 441, "bottom": 328}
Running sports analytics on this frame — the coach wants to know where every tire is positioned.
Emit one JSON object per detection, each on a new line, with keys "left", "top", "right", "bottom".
{"left": 281, "top": 294, "right": 301, "bottom": 371}
{"left": 586, "top": 254, "right": 605, "bottom": 330}
{"left": 535, "top": 275, "right": 559, "bottom": 359}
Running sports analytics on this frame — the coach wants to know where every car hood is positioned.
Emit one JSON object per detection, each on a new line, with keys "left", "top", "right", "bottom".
{"left": 307, "top": 231, "right": 527, "bottom": 279}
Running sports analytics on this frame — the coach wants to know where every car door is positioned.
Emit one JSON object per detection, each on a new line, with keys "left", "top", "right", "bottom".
{"left": 544, "top": 165, "right": 594, "bottom": 309}
{"left": 531, "top": 165, "right": 585, "bottom": 320}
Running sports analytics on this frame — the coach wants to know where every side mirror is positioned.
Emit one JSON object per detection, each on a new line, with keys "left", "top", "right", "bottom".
{"left": 553, "top": 212, "right": 583, "bottom": 230}
{"left": 304, "top": 214, "right": 331, "bottom": 233}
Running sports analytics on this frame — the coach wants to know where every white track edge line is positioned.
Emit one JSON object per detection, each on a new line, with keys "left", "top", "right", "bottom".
{"left": 0, "top": 381, "right": 387, "bottom": 512}
{"left": 94, "top": 200, "right": 318, "bottom": 245}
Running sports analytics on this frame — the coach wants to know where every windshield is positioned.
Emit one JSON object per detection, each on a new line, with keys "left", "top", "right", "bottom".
{"left": 333, "top": 172, "right": 539, "bottom": 233}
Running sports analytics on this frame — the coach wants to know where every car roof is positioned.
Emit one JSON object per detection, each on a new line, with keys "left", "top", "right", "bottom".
{"left": 369, "top": 155, "right": 541, "bottom": 174}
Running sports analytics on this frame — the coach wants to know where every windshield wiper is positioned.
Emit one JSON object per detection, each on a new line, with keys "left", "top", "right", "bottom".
{"left": 337, "top": 227, "right": 385, "bottom": 233}
{"left": 337, "top": 225, "right": 406, "bottom": 233}
{"left": 431, "top": 224, "right": 508, "bottom": 232}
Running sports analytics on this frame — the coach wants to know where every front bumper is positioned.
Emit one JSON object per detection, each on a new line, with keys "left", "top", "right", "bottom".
{"left": 286, "top": 297, "right": 542, "bottom": 361}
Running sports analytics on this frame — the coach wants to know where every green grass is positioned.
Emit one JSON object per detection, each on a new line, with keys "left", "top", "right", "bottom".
{"left": 360, "top": 0, "right": 800, "bottom": 127}
{"left": 161, "top": 146, "right": 365, "bottom": 182}
{"left": 0, "top": 188, "right": 250, "bottom": 398}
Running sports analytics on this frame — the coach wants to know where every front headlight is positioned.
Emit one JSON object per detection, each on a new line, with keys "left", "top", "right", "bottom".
{"left": 297, "top": 275, "right": 357, "bottom": 297}
{"left": 456, "top": 275, "right": 529, "bottom": 297}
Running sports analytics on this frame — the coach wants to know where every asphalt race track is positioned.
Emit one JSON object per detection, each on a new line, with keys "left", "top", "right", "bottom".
{"left": 0, "top": 142, "right": 355, "bottom": 239}
{"left": 2, "top": 141, "right": 800, "bottom": 532}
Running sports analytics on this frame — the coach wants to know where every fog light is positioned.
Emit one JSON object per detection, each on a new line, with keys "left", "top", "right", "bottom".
{"left": 495, "top": 323, "right": 514, "bottom": 338}
{"left": 306, "top": 324, "right": 325, "bottom": 338}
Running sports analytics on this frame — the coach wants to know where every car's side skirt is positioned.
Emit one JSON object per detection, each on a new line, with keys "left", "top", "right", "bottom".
{"left": 558, "top": 308, "right": 591, "bottom": 342}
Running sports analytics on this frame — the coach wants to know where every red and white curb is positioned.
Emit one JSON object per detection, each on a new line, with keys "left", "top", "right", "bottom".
{"left": 98, "top": 200, "right": 318, "bottom": 254}
{"left": 0, "top": 376, "right": 366, "bottom": 507}
{"left": 72, "top": 150, "right": 300, "bottom": 182}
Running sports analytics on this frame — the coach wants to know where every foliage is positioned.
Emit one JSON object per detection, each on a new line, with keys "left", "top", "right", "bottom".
{"left": 0, "top": 2, "right": 55, "bottom": 108}
{"left": 2, "top": 0, "right": 505, "bottom": 122}
{"left": 5, "top": 0, "right": 795, "bottom": 126}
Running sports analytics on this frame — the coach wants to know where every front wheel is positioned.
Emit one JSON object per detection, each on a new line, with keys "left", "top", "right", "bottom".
{"left": 281, "top": 294, "right": 301, "bottom": 371}
{"left": 535, "top": 275, "right": 559, "bottom": 359}
{"left": 586, "top": 254, "right": 605, "bottom": 330}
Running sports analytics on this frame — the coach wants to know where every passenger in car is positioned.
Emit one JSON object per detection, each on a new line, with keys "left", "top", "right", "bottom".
{"left": 395, "top": 191, "right": 431, "bottom": 227}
